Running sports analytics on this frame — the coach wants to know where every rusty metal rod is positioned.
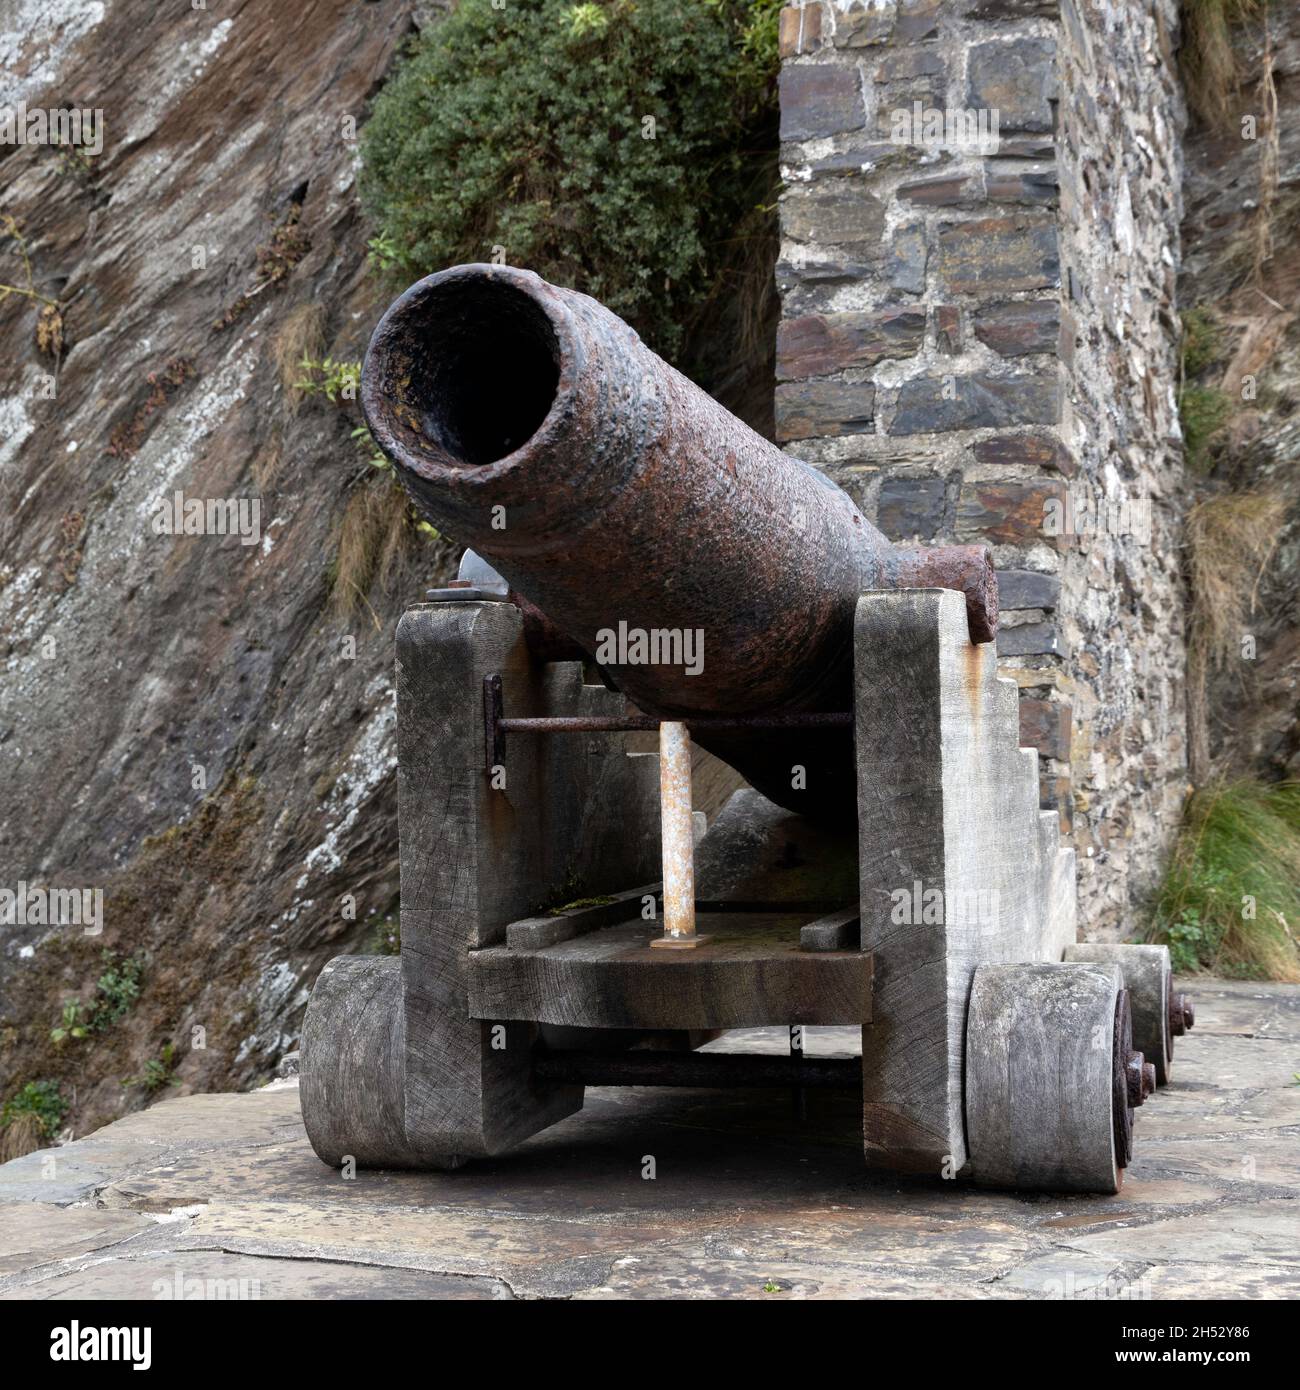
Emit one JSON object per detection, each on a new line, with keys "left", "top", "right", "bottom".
{"left": 651, "top": 721, "right": 702, "bottom": 950}
{"left": 533, "top": 1050, "right": 862, "bottom": 1090}
{"left": 497, "top": 712, "right": 854, "bottom": 734}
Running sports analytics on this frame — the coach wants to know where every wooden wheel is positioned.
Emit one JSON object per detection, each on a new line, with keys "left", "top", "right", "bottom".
{"left": 1066, "top": 943, "right": 1175, "bottom": 1084}
{"left": 966, "top": 962, "right": 1136, "bottom": 1193}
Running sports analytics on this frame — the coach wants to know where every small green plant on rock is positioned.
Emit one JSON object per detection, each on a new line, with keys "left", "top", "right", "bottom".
{"left": 295, "top": 355, "right": 361, "bottom": 403}
{"left": 124, "top": 1043, "right": 180, "bottom": 1094}
{"left": 2, "top": 1080, "right": 68, "bottom": 1138}
{"left": 366, "top": 231, "right": 400, "bottom": 275}
{"left": 50, "top": 949, "right": 146, "bottom": 1044}
{"left": 349, "top": 424, "right": 392, "bottom": 474}
{"left": 90, "top": 950, "right": 145, "bottom": 1029}
{"left": 49, "top": 999, "right": 90, "bottom": 1044}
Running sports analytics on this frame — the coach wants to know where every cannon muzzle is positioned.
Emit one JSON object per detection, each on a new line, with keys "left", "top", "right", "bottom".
{"left": 361, "top": 264, "right": 997, "bottom": 818}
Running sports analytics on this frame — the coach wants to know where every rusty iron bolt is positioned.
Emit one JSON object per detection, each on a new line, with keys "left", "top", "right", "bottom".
{"left": 1169, "top": 992, "right": 1194, "bottom": 1036}
{"left": 1126, "top": 1052, "right": 1155, "bottom": 1107}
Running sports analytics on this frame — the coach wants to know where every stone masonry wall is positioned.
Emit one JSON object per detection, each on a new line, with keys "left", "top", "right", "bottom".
{"left": 775, "top": 0, "right": 1188, "bottom": 938}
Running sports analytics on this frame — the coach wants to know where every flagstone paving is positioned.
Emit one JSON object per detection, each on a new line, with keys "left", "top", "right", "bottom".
{"left": 0, "top": 979, "right": 1295, "bottom": 1300}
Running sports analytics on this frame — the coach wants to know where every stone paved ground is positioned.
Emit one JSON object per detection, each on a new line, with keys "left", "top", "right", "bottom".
{"left": 0, "top": 979, "right": 1296, "bottom": 1300}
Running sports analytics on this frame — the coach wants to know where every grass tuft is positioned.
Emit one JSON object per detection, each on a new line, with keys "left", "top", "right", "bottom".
{"left": 0, "top": 1109, "right": 44, "bottom": 1162}
{"left": 0, "top": 1079, "right": 68, "bottom": 1159}
{"left": 1180, "top": 385, "right": 1233, "bottom": 473}
{"left": 273, "top": 304, "right": 327, "bottom": 413}
{"left": 1149, "top": 780, "right": 1300, "bottom": 981}
{"left": 1185, "top": 491, "right": 1284, "bottom": 669}
{"left": 331, "top": 477, "right": 418, "bottom": 619}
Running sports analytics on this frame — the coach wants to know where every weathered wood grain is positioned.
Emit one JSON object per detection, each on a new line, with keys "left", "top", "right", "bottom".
{"left": 397, "top": 600, "right": 662, "bottom": 1158}
{"left": 467, "top": 914, "right": 871, "bottom": 1031}
{"left": 799, "top": 907, "right": 861, "bottom": 952}
{"left": 505, "top": 882, "right": 661, "bottom": 951}
{"left": 301, "top": 956, "right": 408, "bottom": 1166}
{"left": 855, "top": 589, "right": 1077, "bottom": 1176}
{"left": 966, "top": 962, "right": 1123, "bottom": 1193}
{"left": 302, "top": 599, "right": 664, "bottom": 1167}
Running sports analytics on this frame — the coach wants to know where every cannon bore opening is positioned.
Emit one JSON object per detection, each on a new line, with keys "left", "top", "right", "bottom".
{"left": 378, "top": 275, "right": 562, "bottom": 469}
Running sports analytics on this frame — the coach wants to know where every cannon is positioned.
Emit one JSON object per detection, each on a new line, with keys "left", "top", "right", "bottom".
{"left": 301, "top": 265, "right": 1191, "bottom": 1192}
{"left": 355, "top": 262, "right": 999, "bottom": 818}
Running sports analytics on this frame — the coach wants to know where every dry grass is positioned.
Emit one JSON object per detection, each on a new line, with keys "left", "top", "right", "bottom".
{"left": 252, "top": 435, "right": 283, "bottom": 492}
{"left": 330, "top": 477, "right": 415, "bottom": 621}
{"left": 0, "top": 1110, "right": 44, "bottom": 1162}
{"left": 273, "top": 302, "right": 326, "bottom": 414}
{"left": 1186, "top": 490, "right": 1285, "bottom": 669}
{"left": 1180, "top": 0, "right": 1259, "bottom": 127}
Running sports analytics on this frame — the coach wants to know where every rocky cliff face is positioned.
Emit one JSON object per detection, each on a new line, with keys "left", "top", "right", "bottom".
{"left": 1178, "top": 0, "right": 1300, "bottom": 781}
{"left": 0, "top": 0, "right": 438, "bottom": 1132}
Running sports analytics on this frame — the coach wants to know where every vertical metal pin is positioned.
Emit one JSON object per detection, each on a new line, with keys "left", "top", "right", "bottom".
{"left": 650, "top": 721, "right": 708, "bottom": 949}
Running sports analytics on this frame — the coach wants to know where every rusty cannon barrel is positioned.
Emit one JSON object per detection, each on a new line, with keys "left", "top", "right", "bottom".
{"left": 360, "top": 263, "right": 997, "bottom": 819}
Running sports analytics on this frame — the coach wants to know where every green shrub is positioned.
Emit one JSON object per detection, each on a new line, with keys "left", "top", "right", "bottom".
{"left": 1178, "top": 307, "right": 1232, "bottom": 472}
{"left": 294, "top": 355, "right": 360, "bottom": 403}
{"left": 2, "top": 1080, "right": 68, "bottom": 1138}
{"left": 359, "top": 0, "right": 778, "bottom": 362}
{"left": 1149, "top": 780, "right": 1300, "bottom": 981}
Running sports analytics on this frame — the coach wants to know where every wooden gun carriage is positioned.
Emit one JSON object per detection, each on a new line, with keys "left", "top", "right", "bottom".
{"left": 301, "top": 266, "right": 1193, "bottom": 1192}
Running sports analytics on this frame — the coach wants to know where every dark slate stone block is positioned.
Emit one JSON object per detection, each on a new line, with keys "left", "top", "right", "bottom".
{"left": 936, "top": 215, "right": 1058, "bottom": 294}
{"left": 780, "top": 64, "right": 866, "bottom": 141}
{"left": 782, "top": 180, "right": 885, "bottom": 246}
{"left": 899, "top": 173, "right": 982, "bottom": 206}
{"left": 1018, "top": 697, "right": 1072, "bottom": 760}
{"left": 891, "top": 372, "right": 1060, "bottom": 434}
{"left": 885, "top": 223, "right": 928, "bottom": 293}
{"left": 970, "top": 430, "right": 1076, "bottom": 476}
{"left": 876, "top": 476, "right": 947, "bottom": 539}
{"left": 895, "top": 0, "right": 940, "bottom": 41}
{"left": 935, "top": 305, "right": 961, "bottom": 355}
{"left": 996, "top": 568, "right": 1061, "bottom": 611}
{"left": 777, "top": 307, "right": 925, "bottom": 380}
{"left": 776, "top": 380, "right": 876, "bottom": 441}
{"left": 955, "top": 479, "right": 1067, "bottom": 544}
{"left": 972, "top": 299, "right": 1060, "bottom": 356}
{"left": 997, "top": 620, "right": 1065, "bottom": 657}
{"left": 986, "top": 170, "right": 1059, "bottom": 205}
{"left": 967, "top": 37, "right": 1057, "bottom": 133}
{"left": 833, "top": 1, "right": 895, "bottom": 47}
